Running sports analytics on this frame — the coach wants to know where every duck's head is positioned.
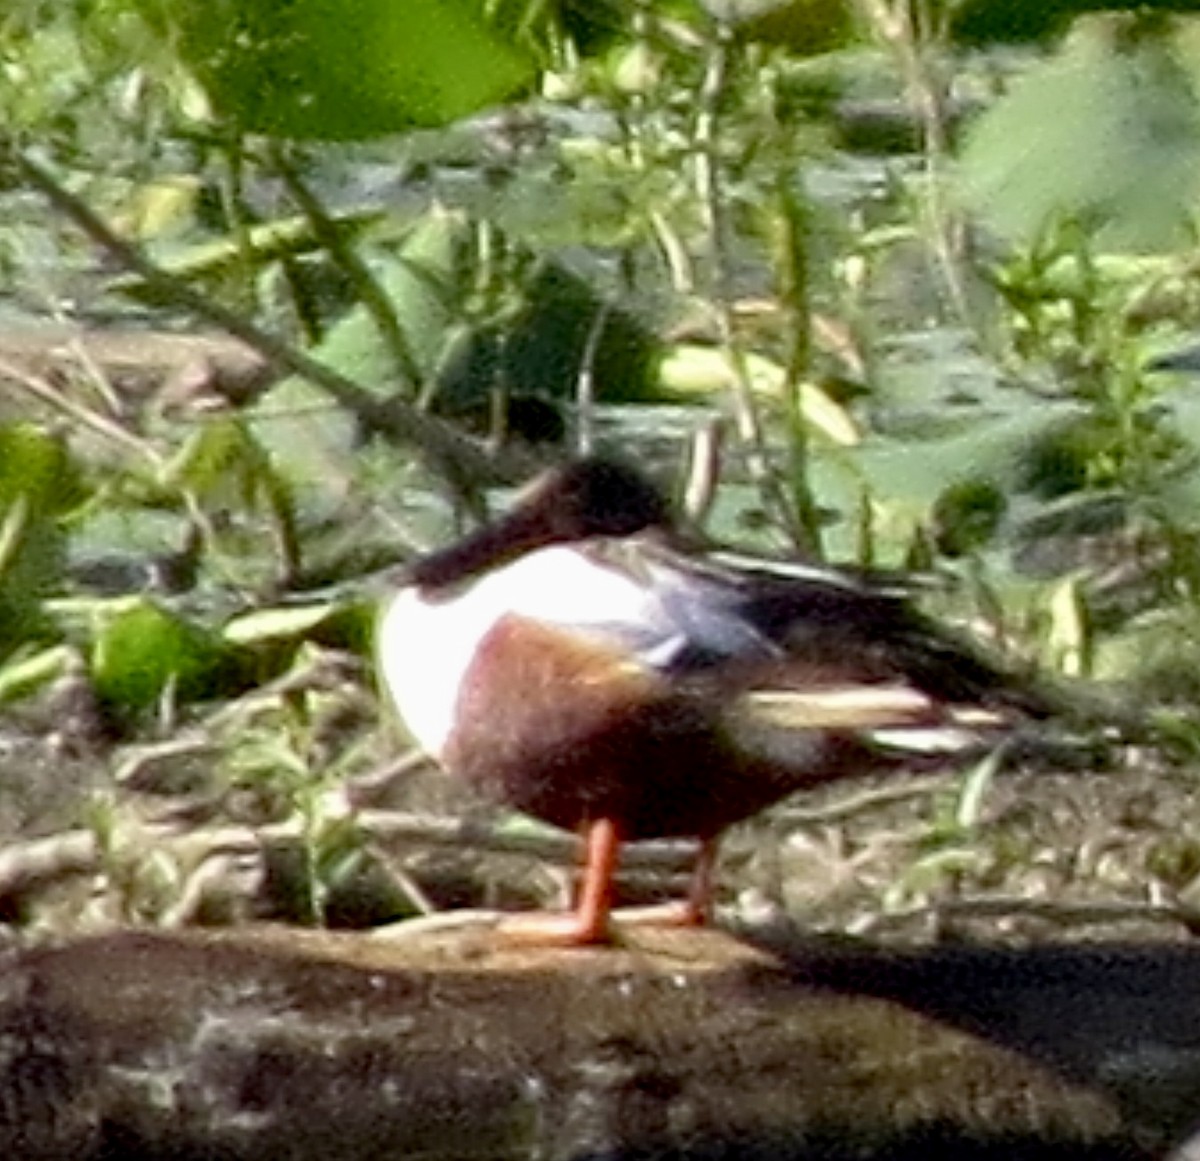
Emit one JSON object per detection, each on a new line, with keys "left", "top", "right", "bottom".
{"left": 408, "top": 457, "right": 671, "bottom": 589}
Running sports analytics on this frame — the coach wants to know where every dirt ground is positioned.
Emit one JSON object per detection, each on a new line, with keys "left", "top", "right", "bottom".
{"left": 1, "top": 713, "right": 1195, "bottom": 953}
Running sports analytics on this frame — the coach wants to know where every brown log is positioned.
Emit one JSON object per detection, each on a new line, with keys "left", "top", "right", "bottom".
{"left": 1, "top": 922, "right": 1191, "bottom": 1159}
{"left": 0, "top": 321, "right": 273, "bottom": 412}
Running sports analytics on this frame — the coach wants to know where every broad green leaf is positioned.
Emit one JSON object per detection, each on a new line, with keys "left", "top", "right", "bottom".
{"left": 152, "top": 0, "right": 536, "bottom": 139}
{"left": 961, "top": 16, "right": 1200, "bottom": 252}
{"left": 91, "top": 598, "right": 235, "bottom": 712}
{"left": 1092, "top": 608, "right": 1200, "bottom": 692}
{"left": 0, "top": 425, "right": 84, "bottom": 655}
{"left": 310, "top": 208, "right": 470, "bottom": 390}
{"left": 250, "top": 208, "right": 471, "bottom": 505}
{"left": 803, "top": 399, "right": 1085, "bottom": 564}
{"left": 0, "top": 423, "right": 86, "bottom": 517}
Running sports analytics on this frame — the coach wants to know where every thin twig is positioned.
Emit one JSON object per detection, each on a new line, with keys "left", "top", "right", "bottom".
{"left": 852, "top": 0, "right": 974, "bottom": 328}
{"left": 363, "top": 840, "right": 440, "bottom": 916}
{"left": 691, "top": 21, "right": 806, "bottom": 546}
{"left": 0, "top": 356, "right": 163, "bottom": 465}
{"left": 574, "top": 300, "right": 610, "bottom": 456}
{"left": 772, "top": 773, "right": 953, "bottom": 827}
{"left": 0, "top": 810, "right": 697, "bottom": 904}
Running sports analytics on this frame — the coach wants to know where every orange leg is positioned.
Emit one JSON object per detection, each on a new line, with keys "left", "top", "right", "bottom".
{"left": 683, "top": 836, "right": 719, "bottom": 925}
{"left": 608, "top": 836, "right": 720, "bottom": 930}
{"left": 497, "top": 817, "right": 620, "bottom": 946}
{"left": 574, "top": 816, "right": 621, "bottom": 940}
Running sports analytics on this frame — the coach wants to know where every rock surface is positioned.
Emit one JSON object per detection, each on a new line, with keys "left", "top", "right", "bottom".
{"left": 0, "top": 921, "right": 1193, "bottom": 1159}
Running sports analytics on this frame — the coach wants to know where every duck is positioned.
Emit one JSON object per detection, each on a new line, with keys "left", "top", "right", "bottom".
{"left": 378, "top": 456, "right": 1052, "bottom": 945}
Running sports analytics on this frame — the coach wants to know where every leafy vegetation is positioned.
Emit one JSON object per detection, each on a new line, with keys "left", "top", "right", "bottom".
{"left": 2, "top": 0, "right": 1200, "bottom": 940}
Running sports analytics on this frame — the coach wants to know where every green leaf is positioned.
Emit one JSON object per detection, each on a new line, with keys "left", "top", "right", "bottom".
{"left": 930, "top": 478, "right": 1008, "bottom": 556}
{"left": 153, "top": 0, "right": 536, "bottom": 139}
{"left": 0, "top": 424, "right": 83, "bottom": 655}
{"left": 161, "top": 418, "right": 267, "bottom": 510}
{"left": 0, "top": 423, "right": 86, "bottom": 517}
{"left": 312, "top": 208, "right": 470, "bottom": 390}
{"left": 658, "top": 345, "right": 861, "bottom": 445}
{"left": 807, "top": 402, "right": 1080, "bottom": 562}
{"left": 1045, "top": 575, "right": 1092, "bottom": 678}
{"left": 91, "top": 598, "right": 234, "bottom": 712}
{"left": 955, "top": 746, "right": 1005, "bottom": 831}
{"left": 114, "top": 208, "right": 384, "bottom": 303}
{"left": 250, "top": 208, "right": 472, "bottom": 504}
{"left": 223, "top": 602, "right": 338, "bottom": 646}
{"left": 960, "top": 16, "right": 1200, "bottom": 252}
{"left": 0, "top": 644, "right": 75, "bottom": 706}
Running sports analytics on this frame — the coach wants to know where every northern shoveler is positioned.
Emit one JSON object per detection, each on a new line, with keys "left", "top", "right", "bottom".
{"left": 379, "top": 457, "right": 1050, "bottom": 945}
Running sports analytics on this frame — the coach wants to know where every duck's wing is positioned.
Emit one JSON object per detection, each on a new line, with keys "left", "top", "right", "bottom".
{"left": 628, "top": 541, "right": 1052, "bottom": 715}
{"left": 571, "top": 539, "right": 784, "bottom": 670}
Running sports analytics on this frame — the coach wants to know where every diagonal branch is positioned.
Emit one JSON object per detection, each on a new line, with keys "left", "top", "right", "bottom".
{"left": 4, "top": 141, "right": 508, "bottom": 514}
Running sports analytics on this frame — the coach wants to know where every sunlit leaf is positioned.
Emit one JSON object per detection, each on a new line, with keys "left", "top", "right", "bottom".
{"left": 0, "top": 644, "right": 74, "bottom": 706}
{"left": 113, "top": 174, "right": 201, "bottom": 242}
{"left": 223, "top": 603, "right": 338, "bottom": 645}
{"left": 150, "top": 0, "right": 537, "bottom": 139}
{"left": 659, "top": 345, "right": 860, "bottom": 445}
{"left": 1045, "top": 575, "right": 1091, "bottom": 677}
{"left": 0, "top": 423, "right": 86, "bottom": 517}
{"left": 314, "top": 208, "right": 470, "bottom": 389}
{"left": 955, "top": 746, "right": 1005, "bottom": 831}
{"left": 114, "top": 209, "right": 384, "bottom": 302}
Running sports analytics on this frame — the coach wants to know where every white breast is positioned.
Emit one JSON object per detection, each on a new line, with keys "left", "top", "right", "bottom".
{"left": 377, "top": 545, "right": 672, "bottom": 757}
